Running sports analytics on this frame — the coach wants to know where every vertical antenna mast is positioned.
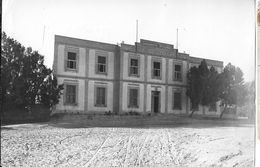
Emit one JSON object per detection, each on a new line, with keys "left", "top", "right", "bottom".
{"left": 42, "top": 25, "right": 46, "bottom": 52}
{"left": 176, "top": 28, "right": 178, "bottom": 50}
{"left": 136, "top": 20, "right": 138, "bottom": 43}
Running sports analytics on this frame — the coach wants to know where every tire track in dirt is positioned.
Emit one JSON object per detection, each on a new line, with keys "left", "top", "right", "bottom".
{"left": 82, "top": 133, "right": 110, "bottom": 167}
{"left": 166, "top": 129, "right": 179, "bottom": 166}
{"left": 137, "top": 129, "right": 150, "bottom": 167}
{"left": 123, "top": 128, "right": 132, "bottom": 167}
{"left": 54, "top": 130, "right": 93, "bottom": 167}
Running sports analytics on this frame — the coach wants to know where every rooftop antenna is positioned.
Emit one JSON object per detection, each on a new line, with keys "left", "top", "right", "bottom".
{"left": 176, "top": 27, "right": 186, "bottom": 51}
{"left": 176, "top": 28, "right": 178, "bottom": 50}
{"left": 136, "top": 19, "right": 138, "bottom": 43}
{"left": 41, "top": 25, "right": 46, "bottom": 53}
{"left": 135, "top": 20, "right": 139, "bottom": 53}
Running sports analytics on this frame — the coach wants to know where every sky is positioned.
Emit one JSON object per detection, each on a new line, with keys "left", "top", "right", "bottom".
{"left": 2, "top": 0, "right": 256, "bottom": 81}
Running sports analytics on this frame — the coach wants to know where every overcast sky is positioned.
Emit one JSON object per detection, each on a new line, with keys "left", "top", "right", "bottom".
{"left": 3, "top": 0, "right": 255, "bottom": 81}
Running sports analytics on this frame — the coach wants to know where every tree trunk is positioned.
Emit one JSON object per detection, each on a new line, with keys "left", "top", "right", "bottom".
{"left": 219, "top": 105, "right": 227, "bottom": 119}
{"left": 189, "top": 109, "right": 195, "bottom": 117}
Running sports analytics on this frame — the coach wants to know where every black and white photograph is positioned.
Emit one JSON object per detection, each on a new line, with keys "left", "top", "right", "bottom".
{"left": 1, "top": 0, "right": 258, "bottom": 166}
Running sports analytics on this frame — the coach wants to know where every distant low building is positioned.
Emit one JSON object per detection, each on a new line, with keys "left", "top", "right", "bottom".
{"left": 53, "top": 35, "right": 223, "bottom": 116}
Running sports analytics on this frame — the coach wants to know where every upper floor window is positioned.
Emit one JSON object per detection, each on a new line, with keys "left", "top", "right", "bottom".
{"left": 95, "top": 86, "right": 107, "bottom": 107}
{"left": 152, "top": 60, "right": 161, "bottom": 79}
{"left": 173, "top": 92, "right": 182, "bottom": 109}
{"left": 96, "top": 56, "right": 107, "bottom": 74}
{"left": 65, "top": 46, "right": 79, "bottom": 72}
{"left": 129, "top": 58, "right": 139, "bottom": 76}
{"left": 66, "top": 52, "right": 77, "bottom": 70}
{"left": 128, "top": 87, "right": 139, "bottom": 108}
{"left": 65, "top": 84, "right": 77, "bottom": 105}
{"left": 174, "top": 64, "right": 182, "bottom": 81}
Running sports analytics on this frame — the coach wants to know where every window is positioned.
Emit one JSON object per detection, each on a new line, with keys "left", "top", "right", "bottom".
{"left": 153, "top": 61, "right": 161, "bottom": 78}
{"left": 128, "top": 88, "right": 139, "bottom": 108}
{"left": 65, "top": 85, "right": 77, "bottom": 105}
{"left": 97, "top": 56, "right": 107, "bottom": 74}
{"left": 173, "top": 92, "right": 182, "bottom": 109}
{"left": 129, "top": 58, "right": 139, "bottom": 76}
{"left": 190, "top": 102, "right": 199, "bottom": 111}
{"left": 209, "top": 103, "right": 217, "bottom": 112}
{"left": 95, "top": 87, "right": 106, "bottom": 107}
{"left": 66, "top": 52, "right": 77, "bottom": 70}
{"left": 174, "top": 64, "right": 182, "bottom": 81}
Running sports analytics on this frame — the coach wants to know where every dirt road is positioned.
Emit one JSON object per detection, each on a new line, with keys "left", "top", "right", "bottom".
{"left": 1, "top": 123, "right": 254, "bottom": 167}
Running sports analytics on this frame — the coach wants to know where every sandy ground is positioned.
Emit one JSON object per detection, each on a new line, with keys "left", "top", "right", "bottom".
{"left": 1, "top": 122, "right": 254, "bottom": 167}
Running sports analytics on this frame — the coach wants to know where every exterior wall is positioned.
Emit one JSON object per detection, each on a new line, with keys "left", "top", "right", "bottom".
{"left": 147, "top": 56, "right": 166, "bottom": 84}
{"left": 122, "top": 52, "right": 145, "bottom": 81}
{"left": 167, "top": 86, "right": 187, "bottom": 114}
{"left": 54, "top": 35, "right": 224, "bottom": 116}
{"left": 88, "top": 49, "right": 115, "bottom": 79}
{"left": 146, "top": 84, "right": 166, "bottom": 113}
{"left": 168, "top": 59, "right": 188, "bottom": 85}
{"left": 55, "top": 77, "right": 85, "bottom": 113}
{"left": 121, "top": 82, "right": 145, "bottom": 112}
{"left": 56, "top": 44, "right": 87, "bottom": 77}
{"left": 87, "top": 80, "right": 114, "bottom": 112}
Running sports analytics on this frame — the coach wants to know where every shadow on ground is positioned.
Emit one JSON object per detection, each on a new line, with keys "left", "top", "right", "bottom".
{"left": 46, "top": 114, "right": 255, "bottom": 129}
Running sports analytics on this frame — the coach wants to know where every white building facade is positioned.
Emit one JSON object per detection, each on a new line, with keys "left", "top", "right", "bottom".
{"left": 53, "top": 35, "right": 223, "bottom": 116}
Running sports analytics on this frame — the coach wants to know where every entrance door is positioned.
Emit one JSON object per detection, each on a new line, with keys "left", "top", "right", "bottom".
{"left": 152, "top": 91, "right": 160, "bottom": 113}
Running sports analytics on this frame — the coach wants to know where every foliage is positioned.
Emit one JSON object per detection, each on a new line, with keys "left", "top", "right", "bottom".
{"left": 186, "top": 60, "right": 220, "bottom": 116}
{"left": 1, "top": 32, "right": 63, "bottom": 112}
{"left": 186, "top": 66, "right": 200, "bottom": 112}
{"left": 219, "top": 63, "right": 246, "bottom": 118}
{"left": 186, "top": 60, "right": 248, "bottom": 118}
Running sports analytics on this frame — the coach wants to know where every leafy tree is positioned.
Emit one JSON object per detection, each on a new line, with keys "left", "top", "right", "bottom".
{"left": 219, "top": 63, "right": 246, "bottom": 118}
{"left": 199, "top": 60, "right": 210, "bottom": 106}
{"left": 204, "top": 66, "right": 222, "bottom": 108}
{"left": 187, "top": 60, "right": 222, "bottom": 117}
{"left": 186, "top": 66, "right": 201, "bottom": 116}
{"left": 186, "top": 60, "right": 210, "bottom": 117}
{"left": 1, "top": 32, "right": 63, "bottom": 113}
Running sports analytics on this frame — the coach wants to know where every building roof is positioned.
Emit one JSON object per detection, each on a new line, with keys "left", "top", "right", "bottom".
{"left": 55, "top": 35, "right": 223, "bottom": 67}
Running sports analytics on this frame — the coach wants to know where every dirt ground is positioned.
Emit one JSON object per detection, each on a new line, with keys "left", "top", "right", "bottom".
{"left": 1, "top": 118, "right": 255, "bottom": 167}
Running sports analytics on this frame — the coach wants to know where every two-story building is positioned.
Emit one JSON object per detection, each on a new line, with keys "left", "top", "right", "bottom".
{"left": 53, "top": 35, "right": 223, "bottom": 116}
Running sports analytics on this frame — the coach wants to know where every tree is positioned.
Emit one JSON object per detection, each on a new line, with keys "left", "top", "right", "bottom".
{"left": 1, "top": 32, "right": 63, "bottom": 113}
{"left": 186, "top": 66, "right": 201, "bottom": 117}
{"left": 187, "top": 60, "right": 222, "bottom": 117}
{"left": 204, "top": 66, "right": 222, "bottom": 108}
{"left": 219, "top": 63, "right": 246, "bottom": 118}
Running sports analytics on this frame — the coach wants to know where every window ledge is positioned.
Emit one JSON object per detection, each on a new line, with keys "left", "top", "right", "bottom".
{"left": 65, "top": 68, "right": 78, "bottom": 72}
{"left": 129, "top": 74, "right": 140, "bottom": 78}
{"left": 96, "top": 72, "right": 108, "bottom": 75}
{"left": 64, "top": 103, "right": 78, "bottom": 106}
{"left": 152, "top": 77, "right": 162, "bottom": 80}
{"left": 173, "top": 79, "right": 183, "bottom": 82}
{"left": 95, "top": 104, "right": 107, "bottom": 107}
{"left": 128, "top": 106, "right": 139, "bottom": 108}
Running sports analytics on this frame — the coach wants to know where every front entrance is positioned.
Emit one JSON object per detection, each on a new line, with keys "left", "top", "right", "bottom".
{"left": 151, "top": 91, "right": 160, "bottom": 113}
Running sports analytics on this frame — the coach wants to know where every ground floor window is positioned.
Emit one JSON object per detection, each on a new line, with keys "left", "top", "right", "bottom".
{"left": 65, "top": 84, "right": 77, "bottom": 105}
{"left": 95, "top": 86, "right": 107, "bottom": 107}
{"left": 173, "top": 92, "right": 182, "bottom": 109}
{"left": 190, "top": 102, "right": 199, "bottom": 111}
{"left": 128, "top": 87, "right": 139, "bottom": 108}
{"left": 209, "top": 103, "right": 217, "bottom": 112}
